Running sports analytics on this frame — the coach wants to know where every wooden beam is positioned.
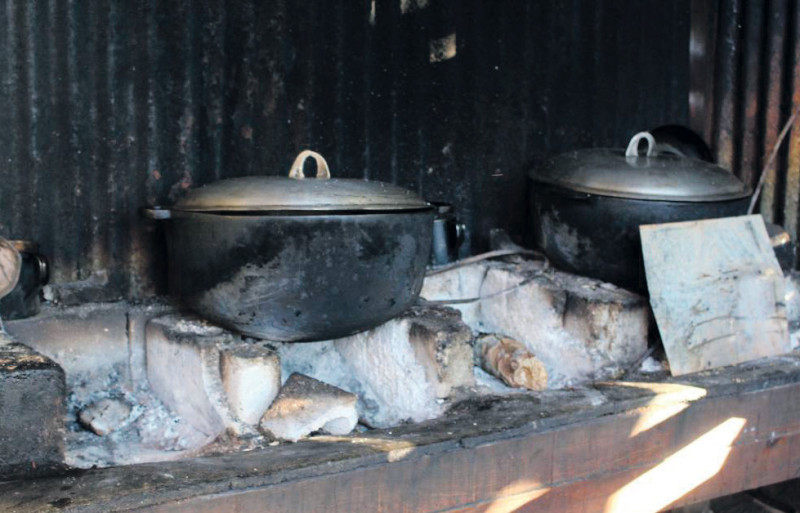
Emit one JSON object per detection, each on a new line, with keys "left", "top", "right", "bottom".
{"left": 4, "top": 356, "right": 800, "bottom": 513}
{"left": 145, "top": 381, "right": 800, "bottom": 513}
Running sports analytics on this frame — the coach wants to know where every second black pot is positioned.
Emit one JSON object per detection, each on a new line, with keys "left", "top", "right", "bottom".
{"left": 529, "top": 184, "right": 749, "bottom": 291}
{"left": 528, "top": 132, "right": 752, "bottom": 291}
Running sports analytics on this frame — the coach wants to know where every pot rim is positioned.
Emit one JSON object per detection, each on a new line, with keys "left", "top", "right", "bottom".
{"left": 529, "top": 132, "right": 752, "bottom": 203}
{"left": 143, "top": 205, "right": 435, "bottom": 220}
{"left": 530, "top": 177, "right": 753, "bottom": 203}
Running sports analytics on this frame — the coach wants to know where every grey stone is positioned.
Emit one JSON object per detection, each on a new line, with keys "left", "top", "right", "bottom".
{"left": 78, "top": 398, "right": 132, "bottom": 436}
{"left": 0, "top": 340, "right": 66, "bottom": 480}
{"left": 259, "top": 373, "right": 358, "bottom": 442}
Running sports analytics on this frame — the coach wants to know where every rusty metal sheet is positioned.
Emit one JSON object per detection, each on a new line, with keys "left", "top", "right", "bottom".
{"left": 691, "top": 0, "right": 800, "bottom": 261}
{"left": 0, "top": 0, "right": 691, "bottom": 298}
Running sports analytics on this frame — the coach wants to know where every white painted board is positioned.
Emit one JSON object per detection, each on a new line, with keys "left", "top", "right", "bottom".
{"left": 640, "top": 215, "right": 790, "bottom": 376}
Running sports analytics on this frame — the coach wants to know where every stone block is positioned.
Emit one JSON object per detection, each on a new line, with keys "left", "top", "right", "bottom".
{"left": 259, "top": 373, "right": 358, "bottom": 442}
{"left": 145, "top": 315, "right": 252, "bottom": 441}
{"left": 276, "top": 304, "right": 474, "bottom": 428}
{"left": 421, "top": 260, "right": 649, "bottom": 388}
{"left": 0, "top": 341, "right": 66, "bottom": 480}
{"left": 5, "top": 303, "right": 131, "bottom": 387}
{"left": 220, "top": 345, "right": 281, "bottom": 426}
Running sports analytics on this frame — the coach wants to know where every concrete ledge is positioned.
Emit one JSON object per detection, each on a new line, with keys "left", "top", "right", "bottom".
{"left": 0, "top": 342, "right": 66, "bottom": 481}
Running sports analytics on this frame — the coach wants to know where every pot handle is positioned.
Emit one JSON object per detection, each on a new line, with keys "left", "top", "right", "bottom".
{"left": 35, "top": 254, "right": 49, "bottom": 286}
{"left": 625, "top": 131, "right": 657, "bottom": 158}
{"left": 289, "top": 150, "right": 331, "bottom": 180}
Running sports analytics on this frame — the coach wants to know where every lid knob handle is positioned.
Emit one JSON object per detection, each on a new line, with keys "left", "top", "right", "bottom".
{"left": 625, "top": 131, "right": 656, "bottom": 158}
{"left": 289, "top": 150, "right": 331, "bottom": 180}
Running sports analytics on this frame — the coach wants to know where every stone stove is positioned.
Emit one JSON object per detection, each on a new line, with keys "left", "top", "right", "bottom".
{"left": 0, "top": 257, "right": 656, "bottom": 480}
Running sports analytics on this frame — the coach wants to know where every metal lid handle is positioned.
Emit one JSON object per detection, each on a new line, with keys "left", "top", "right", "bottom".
{"left": 289, "top": 150, "right": 331, "bottom": 180}
{"left": 625, "top": 131, "right": 656, "bottom": 158}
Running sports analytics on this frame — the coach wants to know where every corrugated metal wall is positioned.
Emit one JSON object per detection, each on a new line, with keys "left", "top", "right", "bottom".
{"left": 691, "top": 0, "right": 800, "bottom": 247}
{"left": 0, "top": 0, "right": 690, "bottom": 299}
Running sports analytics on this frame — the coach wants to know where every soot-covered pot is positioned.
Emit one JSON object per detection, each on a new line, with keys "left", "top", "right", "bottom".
{"left": 528, "top": 132, "right": 752, "bottom": 291}
{"left": 146, "top": 151, "right": 434, "bottom": 342}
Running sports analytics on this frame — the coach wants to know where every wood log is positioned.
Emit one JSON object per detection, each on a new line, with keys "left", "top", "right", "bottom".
{"left": 474, "top": 334, "right": 547, "bottom": 390}
{"left": 0, "top": 238, "right": 20, "bottom": 300}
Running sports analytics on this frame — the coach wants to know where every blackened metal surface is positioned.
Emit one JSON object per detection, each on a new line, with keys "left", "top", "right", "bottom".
{"left": 690, "top": 0, "right": 800, "bottom": 250}
{"left": 529, "top": 183, "right": 751, "bottom": 291}
{"left": 164, "top": 210, "right": 433, "bottom": 341}
{"left": 0, "top": 0, "right": 690, "bottom": 298}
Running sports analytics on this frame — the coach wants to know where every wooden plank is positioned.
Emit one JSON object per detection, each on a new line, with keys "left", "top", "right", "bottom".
{"left": 141, "top": 391, "right": 800, "bottom": 513}
{"left": 142, "top": 390, "right": 800, "bottom": 513}
{"left": 4, "top": 355, "right": 800, "bottom": 513}
{"left": 641, "top": 215, "right": 790, "bottom": 375}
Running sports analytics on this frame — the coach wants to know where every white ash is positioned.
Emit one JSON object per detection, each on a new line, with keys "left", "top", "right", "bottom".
{"left": 639, "top": 356, "right": 666, "bottom": 374}
{"left": 78, "top": 398, "right": 133, "bottom": 436}
{"left": 65, "top": 377, "right": 207, "bottom": 469}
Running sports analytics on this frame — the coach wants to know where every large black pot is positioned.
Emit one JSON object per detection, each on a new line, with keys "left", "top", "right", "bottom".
{"left": 147, "top": 151, "right": 434, "bottom": 342}
{"left": 528, "top": 132, "right": 752, "bottom": 291}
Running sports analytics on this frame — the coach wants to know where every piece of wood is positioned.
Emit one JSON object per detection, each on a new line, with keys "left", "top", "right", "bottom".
{"left": 3, "top": 355, "right": 800, "bottom": 513}
{"left": 0, "top": 238, "right": 20, "bottom": 300}
{"left": 474, "top": 334, "right": 548, "bottom": 390}
{"left": 641, "top": 215, "right": 791, "bottom": 376}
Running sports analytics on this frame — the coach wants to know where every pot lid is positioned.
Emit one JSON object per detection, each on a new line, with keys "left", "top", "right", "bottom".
{"left": 529, "top": 132, "right": 752, "bottom": 202}
{"left": 173, "top": 151, "right": 429, "bottom": 213}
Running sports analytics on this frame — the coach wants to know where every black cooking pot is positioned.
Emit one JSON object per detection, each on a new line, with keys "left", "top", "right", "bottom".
{"left": 146, "top": 151, "right": 434, "bottom": 342}
{"left": 528, "top": 132, "right": 752, "bottom": 291}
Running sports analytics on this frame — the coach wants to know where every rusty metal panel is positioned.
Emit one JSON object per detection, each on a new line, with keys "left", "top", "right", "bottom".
{"left": 691, "top": 0, "right": 800, "bottom": 252}
{"left": 0, "top": 0, "right": 691, "bottom": 298}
